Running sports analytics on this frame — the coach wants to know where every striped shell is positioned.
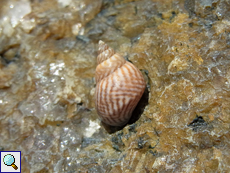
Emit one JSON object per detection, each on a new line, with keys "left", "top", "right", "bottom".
{"left": 95, "top": 40, "right": 146, "bottom": 126}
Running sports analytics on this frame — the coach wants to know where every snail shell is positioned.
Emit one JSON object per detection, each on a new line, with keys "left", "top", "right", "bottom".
{"left": 95, "top": 40, "right": 146, "bottom": 126}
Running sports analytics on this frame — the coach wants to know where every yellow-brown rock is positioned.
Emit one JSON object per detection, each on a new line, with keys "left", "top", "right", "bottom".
{"left": 0, "top": 0, "right": 230, "bottom": 172}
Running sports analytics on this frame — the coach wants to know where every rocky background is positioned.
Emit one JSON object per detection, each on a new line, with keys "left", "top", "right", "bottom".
{"left": 0, "top": 0, "right": 230, "bottom": 172}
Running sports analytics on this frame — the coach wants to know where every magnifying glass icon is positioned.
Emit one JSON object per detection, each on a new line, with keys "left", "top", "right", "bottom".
{"left": 3, "top": 154, "right": 18, "bottom": 170}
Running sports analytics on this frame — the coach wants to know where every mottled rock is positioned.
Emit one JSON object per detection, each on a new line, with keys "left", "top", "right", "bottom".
{"left": 0, "top": 0, "right": 230, "bottom": 172}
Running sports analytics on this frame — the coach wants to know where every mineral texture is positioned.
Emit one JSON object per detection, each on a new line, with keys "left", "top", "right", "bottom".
{"left": 0, "top": 0, "right": 230, "bottom": 172}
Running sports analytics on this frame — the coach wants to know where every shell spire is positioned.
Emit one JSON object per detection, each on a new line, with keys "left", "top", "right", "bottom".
{"left": 98, "top": 40, "right": 107, "bottom": 54}
{"left": 95, "top": 40, "right": 146, "bottom": 126}
{"left": 97, "top": 40, "right": 116, "bottom": 64}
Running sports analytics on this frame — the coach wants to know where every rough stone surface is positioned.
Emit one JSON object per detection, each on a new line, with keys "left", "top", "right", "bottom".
{"left": 0, "top": 0, "right": 230, "bottom": 172}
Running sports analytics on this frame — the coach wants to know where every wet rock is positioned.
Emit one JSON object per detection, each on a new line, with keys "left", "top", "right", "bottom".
{"left": 1, "top": 0, "right": 230, "bottom": 172}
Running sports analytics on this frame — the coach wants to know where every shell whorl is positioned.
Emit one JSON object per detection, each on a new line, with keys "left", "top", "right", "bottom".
{"left": 97, "top": 40, "right": 115, "bottom": 64}
{"left": 95, "top": 40, "right": 146, "bottom": 126}
{"left": 96, "top": 41, "right": 126, "bottom": 83}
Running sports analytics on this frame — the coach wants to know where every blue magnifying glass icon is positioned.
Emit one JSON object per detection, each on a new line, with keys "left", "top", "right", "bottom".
{"left": 3, "top": 154, "right": 18, "bottom": 170}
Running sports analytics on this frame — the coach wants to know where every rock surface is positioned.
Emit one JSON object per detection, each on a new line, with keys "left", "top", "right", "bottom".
{"left": 0, "top": 0, "right": 230, "bottom": 172}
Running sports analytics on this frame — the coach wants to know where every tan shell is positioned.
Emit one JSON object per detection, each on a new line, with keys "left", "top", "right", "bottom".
{"left": 95, "top": 40, "right": 146, "bottom": 126}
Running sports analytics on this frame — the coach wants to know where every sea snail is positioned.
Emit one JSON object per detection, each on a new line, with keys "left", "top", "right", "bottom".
{"left": 95, "top": 40, "right": 146, "bottom": 126}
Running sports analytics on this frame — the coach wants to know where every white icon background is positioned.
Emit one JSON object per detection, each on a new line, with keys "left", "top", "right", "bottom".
{"left": 1, "top": 151, "right": 21, "bottom": 172}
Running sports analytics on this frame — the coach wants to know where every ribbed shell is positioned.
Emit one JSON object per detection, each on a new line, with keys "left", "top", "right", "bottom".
{"left": 95, "top": 40, "right": 146, "bottom": 126}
